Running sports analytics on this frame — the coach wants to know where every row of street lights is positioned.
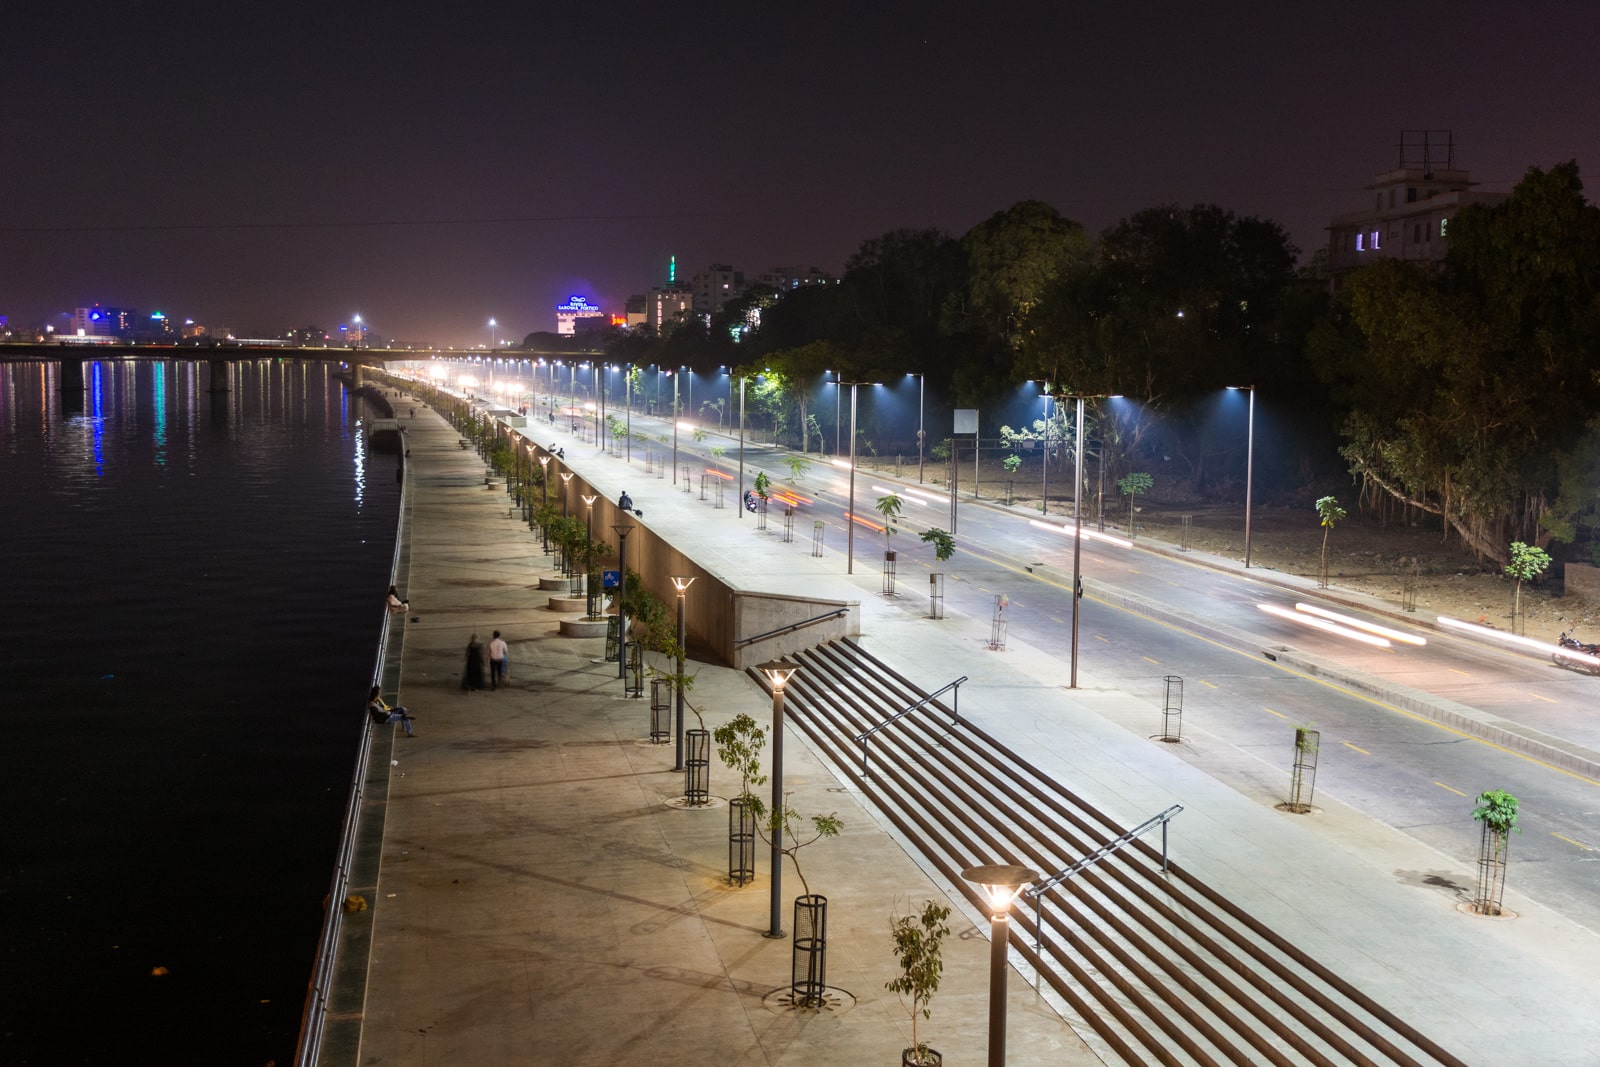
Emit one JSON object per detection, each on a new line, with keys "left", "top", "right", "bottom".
{"left": 521, "top": 413, "right": 1067, "bottom": 1067}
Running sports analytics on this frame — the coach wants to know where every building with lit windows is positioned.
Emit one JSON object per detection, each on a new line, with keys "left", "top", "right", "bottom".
{"left": 1327, "top": 131, "right": 1507, "bottom": 286}
{"left": 755, "top": 265, "right": 834, "bottom": 292}
{"left": 691, "top": 263, "right": 745, "bottom": 314}
{"left": 555, "top": 295, "right": 605, "bottom": 336}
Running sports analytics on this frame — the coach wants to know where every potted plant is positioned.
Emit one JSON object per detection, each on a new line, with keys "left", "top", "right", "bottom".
{"left": 713, "top": 713, "right": 768, "bottom": 886}
{"left": 886, "top": 899, "right": 952, "bottom": 1066}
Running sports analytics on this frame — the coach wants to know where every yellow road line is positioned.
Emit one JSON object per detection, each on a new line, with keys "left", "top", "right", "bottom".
{"left": 1264, "top": 708, "right": 1287, "bottom": 719}
{"left": 1094, "top": 634, "right": 1109, "bottom": 643}
{"left": 1200, "top": 680, "right": 1218, "bottom": 689}
{"left": 1447, "top": 668, "right": 1470, "bottom": 676}
{"left": 1530, "top": 693, "right": 1557, "bottom": 704}
{"left": 1049, "top": 616, "right": 1065, "bottom": 625}
{"left": 1342, "top": 741, "right": 1371, "bottom": 755}
{"left": 1551, "top": 832, "right": 1592, "bottom": 851}
{"left": 1434, "top": 781, "right": 1469, "bottom": 797}
{"left": 1141, "top": 656, "right": 1160, "bottom": 665}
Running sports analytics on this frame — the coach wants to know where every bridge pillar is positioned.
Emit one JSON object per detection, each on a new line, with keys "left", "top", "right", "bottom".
{"left": 58, "top": 360, "right": 85, "bottom": 414}
{"left": 350, "top": 362, "right": 365, "bottom": 389}
{"left": 208, "top": 359, "right": 229, "bottom": 393}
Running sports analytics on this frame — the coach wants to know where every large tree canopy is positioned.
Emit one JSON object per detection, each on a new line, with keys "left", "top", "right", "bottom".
{"left": 1313, "top": 161, "right": 1600, "bottom": 562}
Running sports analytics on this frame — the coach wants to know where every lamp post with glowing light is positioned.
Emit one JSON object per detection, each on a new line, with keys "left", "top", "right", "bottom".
{"left": 912, "top": 372, "right": 926, "bottom": 483}
{"left": 538, "top": 456, "right": 552, "bottom": 552}
{"left": 669, "top": 576, "right": 696, "bottom": 771}
{"left": 672, "top": 369, "right": 680, "bottom": 484}
{"left": 1228, "top": 385, "right": 1255, "bottom": 568}
{"left": 961, "top": 863, "right": 1038, "bottom": 1067}
{"left": 758, "top": 659, "right": 800, "bottom": 939}
{"left": 1062, "top": 394, "right": 1120, "bottom": 688}
{"left": 581, "top": 494, "right": 597, "bottom": 614}
{"left": 737, "top": 373, "right": 747, "bottom": 518}
{"left": 838, "top": 380, "right": 873, "bottom": 574}
{"left": 488, "top": 317, "right": 497, "bottom": 351}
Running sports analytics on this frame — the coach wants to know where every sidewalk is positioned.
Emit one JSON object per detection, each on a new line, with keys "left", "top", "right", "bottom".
{"left": 353, "top": 408, "right": 1098, "bottom": 1065}
{"left": 354, "top": 397, "right": 1600, "bottom": 1065}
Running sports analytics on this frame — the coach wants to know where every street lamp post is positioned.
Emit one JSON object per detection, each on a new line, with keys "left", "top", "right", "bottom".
{"left": 538, "top": 456, "right": 551, "bottom": 552}
{"left": 488, "top": 317, "right": 497, "bottom": 351}
{"left": 613, "top": 521, "right": 633, "bottom": 681}
{"left": 737, "top": 375, "right": 747, "bottom": 519}
{"left": 669, "top": 576, "right": 696, "bottom": 771}
{"left": 625, "top": 364, "right": 633, "bottom": 463}
{"left": 1071, "top": 396, "right": 1085, "bottom": 688}
{"left": 672, "top": 369, "right": 680, "bottom": 484}
{"left": 758, "top": 660, "right": 800, "bottom": 938}
{"left": 1228, "top": 385, "right": 1256, "bottom": 568}
{"left": 839, "top": 381, "right": 871, "bottom": 574}
{"left": 912, "top": 372, "right": 926, "bottom": 483}
{"left": 961, "top": 864, "right": 1039, "bottom": 1067}
{"left": 581, "top": 493, "right": 597, "bottom": 603}
{"left": 1041, "top": 392, "right": 1052, "bottom": 516}
{"left": 559, "top": 472, "right": 573, "bottom": 519}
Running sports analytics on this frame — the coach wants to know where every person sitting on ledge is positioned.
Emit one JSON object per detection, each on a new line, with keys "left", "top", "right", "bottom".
{"left": 367, "top": 686, "right": 416, "bottom": 737}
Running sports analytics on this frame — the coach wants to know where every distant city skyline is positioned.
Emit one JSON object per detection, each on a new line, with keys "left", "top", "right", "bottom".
{"left": 5, "top": 3, "right": 1597, "bottom": 346}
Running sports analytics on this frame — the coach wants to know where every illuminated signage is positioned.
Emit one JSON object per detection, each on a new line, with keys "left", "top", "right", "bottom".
{"left": 557, "top": 296, "right": 599, "bottom": 312}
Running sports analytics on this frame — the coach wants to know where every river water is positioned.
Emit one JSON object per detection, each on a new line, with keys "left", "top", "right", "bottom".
{"left": 0, "top": 358, "right": 399, "bottom": 1065}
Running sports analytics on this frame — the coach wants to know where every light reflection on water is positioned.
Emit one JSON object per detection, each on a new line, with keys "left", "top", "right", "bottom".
{"left": 0, "top": 356, "right": 398, "bottom": 1064}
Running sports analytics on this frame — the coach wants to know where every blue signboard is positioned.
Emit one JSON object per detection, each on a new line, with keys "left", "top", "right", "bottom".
{"left": 602, "top": 570, "right": 621, "bottom": 589}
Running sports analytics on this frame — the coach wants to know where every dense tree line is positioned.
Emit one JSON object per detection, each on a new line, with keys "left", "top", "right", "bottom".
{"left": 598, "top": 164, "right": 1600, "bottom": 566}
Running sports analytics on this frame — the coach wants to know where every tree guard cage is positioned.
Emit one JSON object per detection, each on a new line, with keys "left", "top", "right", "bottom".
{"left": 728, "top": 797, "right": 756, "bottom": 887}
{"left": 790, "top": 895, "right": 828, "bottom": 1008}
{"left": 928, "top": 572, "right": 945, "bottom": 619}
{"left": 1287, "top": 727, "right": 1321, "bottom": 813}
{"left": 1160, "top": 675, "right": 1183, "bottom": 742}
{"left": 649, "top": 678, "right": 672, "bottom": 743}
{"left": 684, "top": 728, "right": 710, "bottom": 805}
{"left": 811, "top": 520, "right": 825, "bottom": 557}
{"left": 882, "top": 551, "right": 897, "bottom": 596}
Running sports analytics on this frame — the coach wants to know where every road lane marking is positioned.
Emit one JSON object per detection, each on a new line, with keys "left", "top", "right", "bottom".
{"left": 1141, "top": 656, "right": 1160, "bottom": 665}
{"left": 1530, "top": 693, "right": 1557, "bottom": 703}
{"left": 1342, "top": 741, "right": 1371, "bottom": 755}
{"left": 1049, "top": 616, "right": 1065, "bottom": 624}
{"left": 1200, "top": 680, "right": 1218, "bottom": 689}
{"left": 1551, "top": 832, "right": 1592, "bottom": 851}
{"left": 1264, "top": 708, "right": 1287, "bottom": 719}
{"left": 1094, "top": 634, "right": 1109, "bottom": 643}
{"left": 1447, "top": 668, "right": 1470, "bottom": 676}
{"left": 1434, "top": 781, "right": 1469, "bottom": 797}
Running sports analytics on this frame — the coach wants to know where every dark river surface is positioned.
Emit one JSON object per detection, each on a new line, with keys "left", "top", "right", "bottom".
{"left": 0, "top": 358, "right": 399, "bottom": 1065}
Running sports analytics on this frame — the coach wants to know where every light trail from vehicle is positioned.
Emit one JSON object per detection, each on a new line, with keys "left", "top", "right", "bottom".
{"left": 1294, "top": 603, "right": 1427, "bottom": 645}
{"left": 1027, "top": 518, "right": 1133, "bottom": 548}
{"left": 1437, "top": 615, "right": 1600, "bottom": 665}
{"left": 1259, "top": 603, "right": 1391, "bottom": 647}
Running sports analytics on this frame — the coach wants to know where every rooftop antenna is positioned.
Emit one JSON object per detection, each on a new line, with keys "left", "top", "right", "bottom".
{"left": 1398, "top": 129, "right": 1454, "bottom": 178}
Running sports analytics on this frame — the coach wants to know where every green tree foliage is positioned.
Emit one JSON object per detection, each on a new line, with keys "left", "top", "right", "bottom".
{"left": 1505, "top": 540, "right": 1552, "bottom": 630}
{"left": 1119, "top": 472, "right": 1153, "bottom": 536}
{"left": 876, "top": 492, "right": 903, "bottom": 550}
{"left": 886, "top": 900, "right": 953, "bottom": 1065}
{"left": 1313, "top": 162, "right": 1600, "bottom": 563}
{"left": 712, "top": 713, "right": 768, "bottom": 804}
{"left": 1316, "top": 495, "right": 1347, "bottom": 584}
{"left": 919, "top": 527, "right": 956, "bottom": 562}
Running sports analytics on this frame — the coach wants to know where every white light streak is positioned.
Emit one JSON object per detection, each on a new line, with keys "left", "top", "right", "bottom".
{"left": 1027, "top": 519, "right": 1133, "bottom": 548}
{"left": 1295, "top": 603, "right": 1426, "bottom": 645}
{"left": 1437, "top": 615, "right": 1600, "bottom": 664}
{"left": 1259, "top": 603, "right": 1391, "bottom": 647}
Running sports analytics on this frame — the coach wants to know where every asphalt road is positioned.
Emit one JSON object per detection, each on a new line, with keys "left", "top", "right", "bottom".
{"left": 596, "top": 413, "right": 1600, "bottom": 928}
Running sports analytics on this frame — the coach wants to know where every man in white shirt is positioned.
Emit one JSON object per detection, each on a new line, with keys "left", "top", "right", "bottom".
{"left": 488, "top": 631, "right": 509, "bottom": 689}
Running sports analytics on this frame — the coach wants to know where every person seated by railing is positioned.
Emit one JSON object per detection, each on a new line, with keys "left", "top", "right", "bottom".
{"left": 367, "top": 686, "right": 416, "bottom": 737}
{"left": 386, "top": 585, "right": 409, "bottom": 615}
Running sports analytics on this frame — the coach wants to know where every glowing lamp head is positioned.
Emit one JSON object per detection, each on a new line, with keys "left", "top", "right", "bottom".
{"left": 670, "top": 575, "right": 696, "bottom": 596}
{"left": 538, "top": 456, "right": 550, "bottom": 468}
{"left": 756, "top": 659, "right": 799, "bottom": 691}
{"left": 961, "top": 864, "right": 1038, "bottom": 915}
{"left": 582, "top": 494, "right": 597, "bottom": 507}
{"left": 559, "top": 472, "right": 574, "bottom": 484}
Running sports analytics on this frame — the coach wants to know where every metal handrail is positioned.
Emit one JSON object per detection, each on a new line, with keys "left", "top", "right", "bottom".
{"left": 851, "top": 676, "right": 967, "bottom": 775}
{"left": 294, "top": 444, "right": 411, "bottom": 1067}
{"left": 733, "top": 607, "right": 848, "bottom": 649}
{"left": 1024, "top": 804, "right": 1184, "bottom": 953}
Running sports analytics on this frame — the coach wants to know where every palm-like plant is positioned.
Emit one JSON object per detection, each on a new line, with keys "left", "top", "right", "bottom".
{"left": 876, "top": 493, "right": 903, "bottom": 552}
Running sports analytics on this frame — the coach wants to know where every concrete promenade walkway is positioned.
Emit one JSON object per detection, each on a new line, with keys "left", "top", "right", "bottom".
{"left": 350, "top": 398, "right": 1600, "bottom": 1065}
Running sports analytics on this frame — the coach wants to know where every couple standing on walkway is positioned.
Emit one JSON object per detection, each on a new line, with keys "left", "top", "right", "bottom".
{"left": 462, "top": 630, "right": 510, "bottom": 691}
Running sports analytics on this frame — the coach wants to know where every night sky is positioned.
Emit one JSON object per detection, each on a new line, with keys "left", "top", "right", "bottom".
{"left": 5, "top": 1, "right": 1597, "bottom": 346}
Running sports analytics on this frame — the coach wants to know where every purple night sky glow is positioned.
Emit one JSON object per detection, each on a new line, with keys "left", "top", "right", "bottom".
{"left": 4, "top": 2, "right": 1597, "bottom": 345}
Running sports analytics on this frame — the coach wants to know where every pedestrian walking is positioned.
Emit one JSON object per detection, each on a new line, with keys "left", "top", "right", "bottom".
{"left": 367, "top": 686, "right": 416, "bottom": 737}
{"left": 462, "top": 633, "right": 487, "bottom": 691}
{"left": 488, "top": 630, "right": 509, "bottom": 688}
